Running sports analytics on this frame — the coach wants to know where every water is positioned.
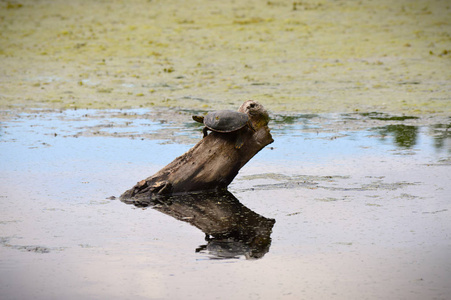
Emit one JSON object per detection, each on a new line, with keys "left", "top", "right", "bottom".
{"left": 0, "top": 109, "right": 450, "bottom": 299}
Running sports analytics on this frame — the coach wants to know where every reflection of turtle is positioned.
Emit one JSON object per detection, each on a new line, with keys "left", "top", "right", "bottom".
{"left": 192, "top": 110, "right": 255, "bottom": 149}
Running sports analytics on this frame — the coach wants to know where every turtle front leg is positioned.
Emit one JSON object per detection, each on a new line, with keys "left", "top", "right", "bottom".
{"left": 202, "top": 127, "right": 209, "bottom": 138}
{"left": 235, "top": 133, "right": 245, "bottom": 149}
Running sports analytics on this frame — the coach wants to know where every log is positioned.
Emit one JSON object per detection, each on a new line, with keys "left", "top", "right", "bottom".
{"left": 120, "top": 100, "right": 273, "bottom": 201}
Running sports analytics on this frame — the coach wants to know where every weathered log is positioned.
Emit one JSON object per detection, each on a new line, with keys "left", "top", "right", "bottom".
{"left": 120, "top": 100, "right": 273, "bottom": 201}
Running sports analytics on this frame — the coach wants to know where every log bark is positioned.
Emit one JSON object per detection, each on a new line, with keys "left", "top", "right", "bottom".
{"left": 120, "top": 100, "right": 273, "bottom": 201}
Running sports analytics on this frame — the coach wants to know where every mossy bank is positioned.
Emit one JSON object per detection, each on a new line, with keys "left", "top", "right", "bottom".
{"left": 1, "top": 0, "right": 450, "bottom": 115}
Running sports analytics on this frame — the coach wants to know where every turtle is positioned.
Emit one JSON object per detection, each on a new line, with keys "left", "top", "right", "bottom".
{"left": 192, "top": 110, "right": 255, "bottom": 149}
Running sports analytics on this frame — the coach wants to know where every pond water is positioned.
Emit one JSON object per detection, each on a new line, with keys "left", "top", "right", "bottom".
{"left": 0, "top": 109, "right": 450, "bottom": 300}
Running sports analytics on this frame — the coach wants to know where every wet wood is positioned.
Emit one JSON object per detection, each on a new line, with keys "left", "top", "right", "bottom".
{"left": 120, "top": 100, "right": 273, "bottom": 201}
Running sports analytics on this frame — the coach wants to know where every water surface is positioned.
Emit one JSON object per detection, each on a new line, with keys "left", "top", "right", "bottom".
{"left": 0, "top": 109, "right": 450, "bottom": 299}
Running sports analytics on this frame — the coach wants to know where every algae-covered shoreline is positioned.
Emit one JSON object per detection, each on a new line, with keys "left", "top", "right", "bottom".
{"left": 1, "top": 0, "right": 450, "bottom": 115}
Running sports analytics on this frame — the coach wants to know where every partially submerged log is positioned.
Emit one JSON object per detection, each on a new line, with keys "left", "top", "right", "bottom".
{"left": 120, "top": 100, "right": 273, "bottom": 201}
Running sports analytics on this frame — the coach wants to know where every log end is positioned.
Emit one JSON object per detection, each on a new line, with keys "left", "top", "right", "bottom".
{"left": 239, "top": 100, "right": 271, "bottom": 131}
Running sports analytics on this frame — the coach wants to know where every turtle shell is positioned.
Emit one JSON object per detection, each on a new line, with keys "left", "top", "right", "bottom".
{"left": 203, "top": 110, "right": 249, "bottom": 133}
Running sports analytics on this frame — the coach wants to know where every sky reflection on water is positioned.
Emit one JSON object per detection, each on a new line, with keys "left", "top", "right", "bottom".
{"left": 0, "top": 108, "right": 450, "bottom": 300}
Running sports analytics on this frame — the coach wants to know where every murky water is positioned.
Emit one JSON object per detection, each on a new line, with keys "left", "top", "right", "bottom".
{"left": 1, "top": 109, "right": 450, "bottom": 299}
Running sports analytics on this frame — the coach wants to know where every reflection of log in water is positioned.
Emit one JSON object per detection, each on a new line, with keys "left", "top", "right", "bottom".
{"left": 122, "top": 191, "right": 275, "bottom": 260}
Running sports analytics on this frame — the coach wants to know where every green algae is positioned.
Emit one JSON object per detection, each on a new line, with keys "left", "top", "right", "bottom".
{"left": 0, "top": 0, "right": 450, "bottom": 115}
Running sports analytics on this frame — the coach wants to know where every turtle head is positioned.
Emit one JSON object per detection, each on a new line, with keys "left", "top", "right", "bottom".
{"left": 192, "top": 115, "right": 205, "bottom": 123}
